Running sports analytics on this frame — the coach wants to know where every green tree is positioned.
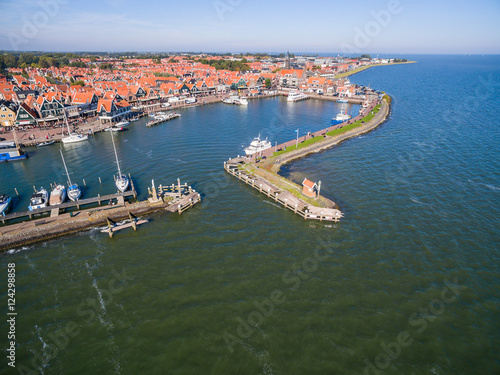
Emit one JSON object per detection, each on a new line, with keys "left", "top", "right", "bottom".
{"left": 265, "top": 78, "right": 271, "bottom": 88}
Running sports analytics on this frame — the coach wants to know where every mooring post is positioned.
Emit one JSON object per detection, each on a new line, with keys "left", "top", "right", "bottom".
{"left": 14, "top": 188, "right": 19, "bottom": 197}
{"left": 107, "top": 218, "right": 113, "bottom": 238}
{"left": 128, "top": 211, "right": 137, "bottom": 231}
{"left": 99, "top": 177, "right": 102, "bottom": 184}
{"left": 83, "top": 179, "right": 86, "bottom": 187}
{"left": 178, "top": 204, "right": 182, "bottom": 215}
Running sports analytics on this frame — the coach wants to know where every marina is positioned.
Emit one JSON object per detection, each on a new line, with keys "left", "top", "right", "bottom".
{"left": 0, "top": 178, "right": 200, "bottom": 251}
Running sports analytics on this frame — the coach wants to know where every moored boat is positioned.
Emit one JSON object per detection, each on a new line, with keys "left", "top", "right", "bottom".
{"left": 244, "top": 134, "right": 272, "bottom": 156}
{"left": 36, "top": 140, "right": 56, "bottom": 147}
{"left": 28, "top": 188, "right": 49, "bottom": 211}
{"left": 110, "top": 131, "right": 130, "bottom": 192}
{"left": 61, "top": 111, "right": 89, "bottom": 144}
{"left": 287, "top": 91, "right": 309, "bottom": 102}
{"left": 49, "top": 184, "right": 67, "bottom": 205}
{"left": 60, "top": 149, "right": 82, "bottom": 201}
{"left": 0, "top": 194, "right": 12, "bottom": 215}
{"left": 331, "top": 103, "right": 352, "bottom": 125}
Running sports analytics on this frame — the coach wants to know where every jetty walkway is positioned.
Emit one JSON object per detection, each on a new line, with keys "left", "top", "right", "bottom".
{"left": 224, "top": 96, "right": 391, "bottom": 222}
{"left": 0, "top": 180, "right": 201, "bottom": 252}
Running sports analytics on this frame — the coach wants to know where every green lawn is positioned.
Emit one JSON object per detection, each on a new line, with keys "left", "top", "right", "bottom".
{"left": 271, "top": 103, "right": 382, "bottom": 156}
{"left": 273, "top": 134, "right": 325, "bottom": 156}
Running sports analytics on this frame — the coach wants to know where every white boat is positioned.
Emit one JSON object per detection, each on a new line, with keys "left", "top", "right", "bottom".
{"left": 36, "top": 140, "right": 55, "bottom": 147}
{"left": 222, "top": 98, "right": 233, "bottom": 104}
{"left": 331, "top": 103, "right": 352, "bottom": 125}
{"left": 105, "top": 126, "right": 126, "bottom": 132}
{"left": 28, "top": 188, "right": 49, "bottom": 211}
{"left": 337, "top": 98, "right": 349, "bottom": 103}
{"left": 0, "top": 194, "right": 12, "bottom": 215}
{"left": 287, "top": 91, "right": 309, "bottom": 102}
{"left": 61, "top": 112, "right": 89, "bottom": 144}
{"left": 130, "top": 117, "right": 139, "bottom": 122}
{"left": 244, "top": 134, "right": 272, "bottom": 156}
{"left": 110, "top": 131, "right": 129, "bottom": 192}
{"left": 49, "top": 184, "right": 67, "bottom": 206}
{"left": 185, "top": 98, "right": 196, "bottom": 104}
{"left": 0, "top": 130, "right": 28, "bottom": 162}
{"left": 0, "top": 141, "right": 16, "bottom": 148}
{"left": 60, "top": 149, "right": 82, "bottom": 201}
{"left": 239, "top": 97, "right": 248, "bottom": 105}
{"left": 115, "top": 120, "right": 130, "bottom": 127}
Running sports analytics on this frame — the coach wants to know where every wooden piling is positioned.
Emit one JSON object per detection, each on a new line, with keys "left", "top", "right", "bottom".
{"left": 107, "top": 218, "right": 114, "bottom": 238}
{"left": 14, "top": 188, "right": 19, "bottom": 197}
{"left": 128, "top": 211, "right": 137, "bottom": 231}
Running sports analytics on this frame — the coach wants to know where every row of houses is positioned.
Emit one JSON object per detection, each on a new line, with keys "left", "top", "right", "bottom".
{"left": 0, "top": 55, "right": 369, "bottom": 128}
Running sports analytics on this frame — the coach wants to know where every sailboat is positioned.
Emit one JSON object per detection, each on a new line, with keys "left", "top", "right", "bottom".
{"left": 60, "top": 149, "right": 82, "bottom": 201}
{"left": 110, "top": 131, "right": 129, "bottom": 192}
{"left": 61, "top": 110, "right": 89, "bottom": 144}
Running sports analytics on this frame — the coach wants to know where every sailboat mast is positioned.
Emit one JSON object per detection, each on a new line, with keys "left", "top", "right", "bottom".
{"left": 64, "top": 110, "right": 71, "bottom": 135}
{"left": 60, "top": 149, "right": 73, "bottom": 186}
{"left": 110, "top": 131, "right": 122, "bottom": 177}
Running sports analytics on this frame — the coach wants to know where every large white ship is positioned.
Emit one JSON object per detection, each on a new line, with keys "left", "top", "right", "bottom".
{"left": 244, "top": 134, "right": 272, "bottom": 156}
{"left": 287, "top": 91, "right": 309, "bottom": 102}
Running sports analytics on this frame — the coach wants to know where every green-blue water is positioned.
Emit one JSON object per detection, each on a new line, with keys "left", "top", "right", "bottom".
{"left": 1, "top": 55, "right": 499, "bottom": 374}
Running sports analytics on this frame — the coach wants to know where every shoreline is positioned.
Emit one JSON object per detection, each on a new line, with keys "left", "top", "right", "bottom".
{"left": 335, "top": 61, "right": 417, "bottom": 78}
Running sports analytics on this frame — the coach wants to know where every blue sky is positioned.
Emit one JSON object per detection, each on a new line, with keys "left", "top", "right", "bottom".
{"left": 0, "top": 0, "right": 499, "bottom": 53}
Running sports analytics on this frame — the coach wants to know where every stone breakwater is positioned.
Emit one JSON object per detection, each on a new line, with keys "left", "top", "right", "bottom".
{"left": 0, "top": 191, "right": 201, "bottom": 252}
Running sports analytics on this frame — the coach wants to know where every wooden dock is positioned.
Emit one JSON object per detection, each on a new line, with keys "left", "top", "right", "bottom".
{"left": 146, "top": 113, "right": 181, "bottom": 128}
{"left": 1, "top": 178, "right": 137, "bottom": 225}
{"left": 148, "top": 181, "right": 201, "bottom": 214}
{"left": 224, "top": 158, "right": 343, "bottom": 222}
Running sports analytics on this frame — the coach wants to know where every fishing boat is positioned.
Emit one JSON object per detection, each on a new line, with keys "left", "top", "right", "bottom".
{"left": 222, "top": 97, "right": 233, "bottom": 104}
{"left": 239, "top": 97, "right": 248, "bottom": 105}
{"left": 60, "top": 149, "right": 82, "bottom": 201}
{"left": 49, "top": 184, "right": 67, "bottom": 206}
{"left": 0, "top": 194, "right": 12, "bottom": 215}
{"left": 287, "top": 91, "right": 309, "bottom": 102}
{"left": 36, "top": 140, "right": 56, "bottom": 147}
{"left": 28, "top": 188, "right": 49, "bottom": 211}
{"left": 110, "top": 131, "right": 129, "bottom": 192}
{"left": 61, "top": 111, "right": 89, "bottom": 144}
{"left": 244, "top": 134, "right": 272, "bottom": 156}
{"left": 331, "top": 103, "right": 352, "bottom": 125}
{"left": 185, "top": 98, "right": 197, "bottom": 104}
{"left": 337, "top": 98, "right": 349, "bottom": 103}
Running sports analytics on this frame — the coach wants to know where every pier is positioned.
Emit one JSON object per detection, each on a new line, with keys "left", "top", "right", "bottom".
{"left": 1, "top": 177, "right": 137, "bottom": 224}
{"left": 146, "top": 113, "right": 181, "bottom": 127}
{"left": 224, "top": 96, "right": 391, "bottom": 223}
{"left": 0, "top": 179, "right": 201, "bottom": 252}
{"left": 224, "top": 158, "right": 343, "bottom": 222}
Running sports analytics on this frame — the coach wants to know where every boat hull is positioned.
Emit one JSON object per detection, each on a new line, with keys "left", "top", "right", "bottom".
{"left": 0, "top": 196, "right": 12, "bottom": 215}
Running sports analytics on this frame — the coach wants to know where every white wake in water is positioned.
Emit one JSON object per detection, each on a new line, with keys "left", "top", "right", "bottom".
{"left": 468, "top": 179, "right": 500, "bottom": 192}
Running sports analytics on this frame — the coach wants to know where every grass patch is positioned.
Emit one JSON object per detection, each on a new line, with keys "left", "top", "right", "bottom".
{"left": 273, "top": 135, "right": 325, "bottom": 157}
